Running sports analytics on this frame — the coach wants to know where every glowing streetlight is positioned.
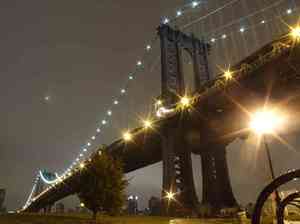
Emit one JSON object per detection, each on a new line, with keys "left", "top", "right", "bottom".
{"left": 180, "top": 96, "right": 191, "bottom": 108}
{"left": 123, "top": 132, "right": 132, "bottom": 142}
{"left": 249, "top": 108, "right": 285, "bottom": 211}
{"left": 250, "top": 109, "right": 284, "bottom": 135}
{"left": 291, "top": 26, "right": 300, "bottom": 40}
{"left": 80, "top": 202, "right": 85, "bottom": 208}
{"left": 165, "top": 191, "right": 175, "bottom": 201}
{"left": 223, "top": 70, "right": 233, "bottom": 80}
{"left": 79, "top": 163, "right": 85, "bottom": 169}
{"left": 143, "top": 119, "right": 153, "bottom": 129}
{"left": 156, "top": 100, "right": 163, "bottom": 106}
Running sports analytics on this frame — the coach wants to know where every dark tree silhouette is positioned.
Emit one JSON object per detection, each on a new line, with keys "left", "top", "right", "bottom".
{"left": 77, "top": 150, "right": 127, "bottom": 221}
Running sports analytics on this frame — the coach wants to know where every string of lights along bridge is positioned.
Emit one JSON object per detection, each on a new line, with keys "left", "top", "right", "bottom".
{"left": 23, "top": 0, "right": 300, "bottom": 211}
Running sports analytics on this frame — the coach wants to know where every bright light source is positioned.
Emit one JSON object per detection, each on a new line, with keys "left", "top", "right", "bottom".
{"left": 129, "top": 76, "right": 133, "bottom": 80}
{"left": 156, "top": 107, "right": 174, "bottom": 117}
{"left": 102, "top": 120, "right": 107, "bottom": 125}
{"left": 180, "top": 96, "right": 191, "bottom": 107}
{"left": 79, "top": 154, "right": 83, "bottom": 157}
{"left": 143, "top": 120, "right": 153, "bottom": 129}
{"left": 79, "top": 163, "right": 85, "bottom": 169}
{"left": 137, "top": 61, "right": 142, "bottom": 66}
{"left": 114, "top": 100, "right": 119, "bottom": 105}
{"left": 87, "top": 142, "right": 91, "bottom": 146}
{"left": 44, "top": 96, "right": 50, "bottom": 101}
{"left": 107, "top": 110, "right": 112, "bottom": 116}
{"left": 261, "top": 20, "right": 266, "bottom": 24}
{"left": 123, "top": 131, "right": 133, "bottom": 142}
{"left": 240, "top": 27, "right": 245, "bottom": 33}
{"left": 166, "top": 191, "right": 175, "bottom": 201}
{"left": 291, "top": 26, "right": 300, "bottom": 40}
{"left": 192, "top": 1, "right": 199, "bottom": 8}
{"left": 83, "top": 148, "right": 87, "bottom": 152}
{"left": 96, "top": 128, "right": 101, "bottom": 133}
{"left": 224, "top": 70, "right": 233, "bottom": 80}
{"left": 287, "top": 9, "right": 292, "bottom": 14}
{"left": 80, "top": 202, "right": 85, "bottom": 207}
{"left": 121, "top": 89, "right": 126, "bottom": 94}
{"left": 146, "top": 45, "right": 151, "bottom": 50}
{"left": 176, "top": 10, "right": 182, "bottom": 17}
{"left": 211, "top": 38, "right": 216, "bottom": 43}
{"left": 156, "top": 100, "right": 162, "bottom": 106}
{"left": 250, "top": 109, "right": 285, "bottom": 135}
{"left": 91, "top": 136, "right": 96, "bottom": 140}
{"left": 163, "top": 17, "right": 169, "bottom": 24}
{"left": 222, "top": 34, "right": 227, "bottom": 39}
{"left": 76, "top": 158, "right": 79, "bottom": 162}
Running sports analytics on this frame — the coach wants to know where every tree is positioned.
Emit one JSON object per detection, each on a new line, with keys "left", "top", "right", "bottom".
{"left": 77, "top": 150, "right": 127, "bottom": 220}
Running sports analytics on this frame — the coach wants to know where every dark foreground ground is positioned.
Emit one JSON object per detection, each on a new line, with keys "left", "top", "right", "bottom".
{"left": 0, "top": 213, "right": 242, "bottom": 224}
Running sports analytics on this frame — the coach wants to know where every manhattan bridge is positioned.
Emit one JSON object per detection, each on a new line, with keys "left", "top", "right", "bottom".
{"left": 21, "top": 0, "right": 300, "bottom": 219}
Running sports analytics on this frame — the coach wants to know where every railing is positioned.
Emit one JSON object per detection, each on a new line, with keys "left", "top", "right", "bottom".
{"left": 252, "top": 169, "right": 300, "bottom": 224}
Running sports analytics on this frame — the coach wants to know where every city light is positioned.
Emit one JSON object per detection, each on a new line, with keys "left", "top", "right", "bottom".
{"left": 155, "top": 100, "right": 162, "bottom": 106}
{"left": 123, "top": 131, "right": 133, "bottom": 142}
{"left": 180, "top": 96, "right": 191, "bottom": 108}
{"left": 163, "top": 17, "right": 169, "bottom": 24}
{"left": 223, "top": 70, "right": 233, "bottom": 80}
{"left": 79, "top": 163, "right": 85, "bottom": 169}
{"left": 143, "top": 119, "right": 153, "bottom": 129}
{"left": 80, "top": 202, "right": 85, "bottom": 207}
{"left": 291, "top": 26, "right": 300, "bottom": 40}
{"left": 165, "top": 191, "right": 175, "bottom": 201}
{"left": 176, "top": 10, "right": 182, "bottom": 17}
{"left": 192, "top": 1, "right": 199, "bottom": 8}
{"left": 249, "top": 109, "right": 285, "bottom": 135}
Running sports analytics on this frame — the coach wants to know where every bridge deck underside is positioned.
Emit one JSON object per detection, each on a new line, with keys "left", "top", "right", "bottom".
{"left": 25, "top": 36, "right": 300, "bottom": 212}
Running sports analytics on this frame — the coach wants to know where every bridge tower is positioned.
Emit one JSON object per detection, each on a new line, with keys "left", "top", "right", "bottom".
{"left": 158, "top": 24, "right": 237, "bottom": 215}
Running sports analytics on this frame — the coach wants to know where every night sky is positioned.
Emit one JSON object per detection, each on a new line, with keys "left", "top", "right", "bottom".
{"left": 1, "top": 0, "right": 300, "bottom": 211}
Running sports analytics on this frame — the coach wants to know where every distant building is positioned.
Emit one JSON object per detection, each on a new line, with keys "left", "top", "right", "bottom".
{"left": 0, "top": 189, "right": 6, "bottom": 212}
{"left": 148, "top": 196, "right": 161, "bottom": 216}
{"left": 127, "top": 195, "right": 138, "bottom": 215}
{"left": 55, "top": 202, "right": 65, "bottom": 213}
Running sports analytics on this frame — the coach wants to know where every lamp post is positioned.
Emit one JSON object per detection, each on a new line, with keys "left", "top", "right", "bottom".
{"left": 250, "top": 108, "right": 285, "bottom": 219}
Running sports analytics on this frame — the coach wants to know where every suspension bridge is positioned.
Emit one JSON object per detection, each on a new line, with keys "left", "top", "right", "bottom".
{"left": 21, "top": 0, "right": 300, "bottom": 216}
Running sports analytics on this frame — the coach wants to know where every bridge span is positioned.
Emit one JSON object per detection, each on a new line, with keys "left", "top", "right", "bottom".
{"left": 23, "top": 30, "right": 300, "bottom": 214}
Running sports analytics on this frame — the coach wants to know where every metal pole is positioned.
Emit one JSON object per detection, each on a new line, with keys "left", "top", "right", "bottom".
{"left": 263, "top": 135, "right": 281, "bottom": 217}
{"left": 263, "top": 135, "right": 276, "bottom": 180}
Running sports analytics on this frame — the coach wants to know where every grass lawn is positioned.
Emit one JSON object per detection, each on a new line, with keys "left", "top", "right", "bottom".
{"left": 0, "top": 213, "right": 242, "bottom": 224}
